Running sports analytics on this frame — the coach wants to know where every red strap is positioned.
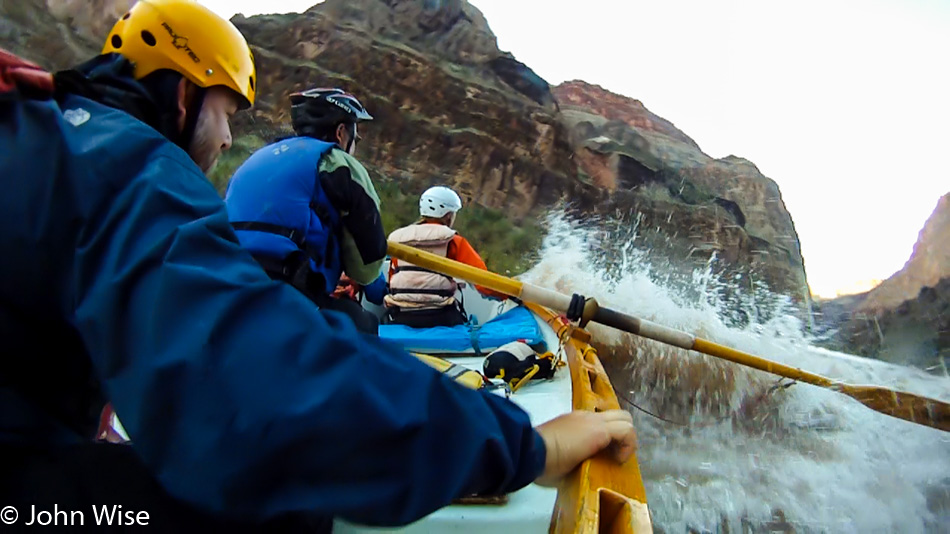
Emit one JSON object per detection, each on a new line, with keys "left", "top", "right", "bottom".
{"left": 331, "top": 274, "right": 360, "bottom": 301}
{"left": 0, "top": 48, "right": 54, "bottom": 98}
{"left": 96, "top": 403, "right": 128, "bottom": 443}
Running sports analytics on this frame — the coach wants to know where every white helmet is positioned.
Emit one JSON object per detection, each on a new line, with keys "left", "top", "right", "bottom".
{"left": 419, "top": 186, "right": 462, "bottom": 218}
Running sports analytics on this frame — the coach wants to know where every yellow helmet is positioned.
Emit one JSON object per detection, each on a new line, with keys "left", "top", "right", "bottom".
{"left": 102, "top": 0, "right": 255, "bottom": 109}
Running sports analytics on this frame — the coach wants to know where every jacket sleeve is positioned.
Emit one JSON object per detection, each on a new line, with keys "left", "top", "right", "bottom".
{"left": 72, "top": 146, "right": 544, "bottom": 525}
{"left": 362, "top": 273, "right": 388, "bottom": 306}
{"left": 319, "top": 149, "right": 386, "bottom": 285}
{"left": 448, "top": 235, "right": 509, "bottom": 299}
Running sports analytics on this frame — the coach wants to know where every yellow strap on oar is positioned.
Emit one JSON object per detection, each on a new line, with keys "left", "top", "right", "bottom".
{"left": 387, "top": 241, "right": 950, "bottom": 433}
{"left": 509, "top": 364, "right": 540, "bottom": 393}
{"left": 412, "top": 353, "right": 485, "bottom": 390}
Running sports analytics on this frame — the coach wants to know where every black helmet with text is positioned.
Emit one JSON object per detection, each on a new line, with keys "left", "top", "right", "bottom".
{"left": 290, "top": 88, "right": 372, "bottom": 153}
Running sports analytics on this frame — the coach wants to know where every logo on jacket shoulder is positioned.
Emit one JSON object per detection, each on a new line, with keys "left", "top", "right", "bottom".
{"left": 63, "top": 108, "right": 90, "bottom": 127}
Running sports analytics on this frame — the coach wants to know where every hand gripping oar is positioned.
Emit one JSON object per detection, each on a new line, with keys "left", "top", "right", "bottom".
{"left": 388, "top": 241, "right": 950, "bottom": 433}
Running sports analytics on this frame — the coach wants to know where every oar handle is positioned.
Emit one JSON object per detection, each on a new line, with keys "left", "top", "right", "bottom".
{"left": 594, "top": 307, "right": 694, "bottom": 349}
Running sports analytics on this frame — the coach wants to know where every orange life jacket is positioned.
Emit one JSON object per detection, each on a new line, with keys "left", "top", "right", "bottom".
{"left": 385, "top": 223, "right": 458, "bottom": 310}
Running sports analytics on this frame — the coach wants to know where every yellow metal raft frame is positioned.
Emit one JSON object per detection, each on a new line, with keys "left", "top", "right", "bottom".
{"left": 525, "top": 303, "right": 653, "bottom": 534}
{"left": 387, "top": 241, "right": 653, "bottom": 533}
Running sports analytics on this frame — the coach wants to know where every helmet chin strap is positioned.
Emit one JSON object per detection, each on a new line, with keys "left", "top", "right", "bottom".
{"left": 343, "top": 122, "right": 357, "bottom": 153}
{"left": 177, "top": 85, "right": 207, "bottom": 154}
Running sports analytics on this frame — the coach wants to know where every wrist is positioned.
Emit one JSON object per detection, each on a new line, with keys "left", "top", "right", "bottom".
{"left": 533, "top": 427, "right": 558, "bottom": 486}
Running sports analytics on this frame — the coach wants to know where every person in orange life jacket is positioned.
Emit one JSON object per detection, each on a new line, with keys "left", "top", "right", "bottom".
{"left": 225, "top": 88, "right": 385, "bottom": 335}
{"left": 1, "top": 0, "right": 638, "bottom": 529}
{"left": 385, "top": 186, "right": 508, "bottom": 328}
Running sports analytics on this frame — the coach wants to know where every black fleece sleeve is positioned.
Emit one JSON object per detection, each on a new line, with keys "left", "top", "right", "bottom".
{"left": 319, "top": 166, "right": 387, "bottom": 264}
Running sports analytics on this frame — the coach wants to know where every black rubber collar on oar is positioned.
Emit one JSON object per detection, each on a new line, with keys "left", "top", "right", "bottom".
{"left": 565, "top": 293, "right": 600, "bottom": 328}
{"left": 567, "top": 294, "right": 585, "bottom": 322}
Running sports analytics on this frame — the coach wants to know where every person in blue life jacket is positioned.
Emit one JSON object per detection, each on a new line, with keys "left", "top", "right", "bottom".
{"left": 224, "top": 87, "right": 385, "bottom": 335}
{"left": 0, "top": 1, "right": 637, "bottom": 532}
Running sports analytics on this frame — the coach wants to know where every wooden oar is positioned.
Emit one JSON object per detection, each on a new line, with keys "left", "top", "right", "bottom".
{"left": 388, "top": 241, "right": 950, "bottom": 433}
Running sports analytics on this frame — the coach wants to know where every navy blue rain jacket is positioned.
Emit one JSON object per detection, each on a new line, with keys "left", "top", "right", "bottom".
{"left": 0, "top": 54, "right": 545, "bottom": 525}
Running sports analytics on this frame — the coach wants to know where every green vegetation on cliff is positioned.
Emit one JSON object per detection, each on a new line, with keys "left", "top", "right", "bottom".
{"left": 372, "top": 179, "right": 544, "bottom": 275}
{"left": 209, "top": 134, "right": 268, "bottom": 194}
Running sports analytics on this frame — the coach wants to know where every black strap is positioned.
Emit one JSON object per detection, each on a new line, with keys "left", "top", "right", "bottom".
{"left": 388, "top": 302, "right": 463, "bottom": 316}
{"left": 389, "top": 287, "right": 456, "bottom": 297}
{"left": 251, "top": 252, "right": 330, "bottom": 306}
{"left": 393, "top": 265, "right": 454, "bottom": 283}
{"left": 176, "top": 85, "right": 206, "bottom": 153}
{"left": 443, "top": 364, "right": 471, "bottom": 381}
{"left": 234, "top": 220, "right": 335, "bottom": 295}
{"left": 231, "top": 221, "right": 306, "bottom": 247}
{"left": 310, "top": 200, "right": 335, "bottom": 227}
{"left": 250, "top": 254, "right": 293, "bottom": 278}
{"left": 567, "top": 293, "right": 586, "bottom": 322}
{"left": 344, "top": 122, "right": 357, "bottom": 154}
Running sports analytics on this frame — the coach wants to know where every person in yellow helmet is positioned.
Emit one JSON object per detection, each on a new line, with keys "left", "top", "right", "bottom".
{"left": 0, "top": 0, "right": 637, "bottom": 532}
{"left": 89, "top": 0, "right": 255, "bottom": 171}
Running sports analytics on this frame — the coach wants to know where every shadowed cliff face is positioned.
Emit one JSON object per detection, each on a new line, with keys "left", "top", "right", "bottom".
{"left": 858, "top": 193, "right": 950, "bottom": 313}
{"left": 816, "top": 193, "right": 950, "bottom": 372}
{"left": 3, "top": 0, "right": 810, "bottom": 301}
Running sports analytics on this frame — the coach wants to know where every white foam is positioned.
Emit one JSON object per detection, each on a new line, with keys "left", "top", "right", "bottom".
{"left": 520, "top": 211, "right": 950, "bottom": 533}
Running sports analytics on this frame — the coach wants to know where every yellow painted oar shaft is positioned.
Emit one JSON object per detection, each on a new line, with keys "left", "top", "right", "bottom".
{"left": 389, "top": 241, "right": 522, "bottom": 294}
{"left": 690, "top": 338, "right": 835, "bottom": 388}
{"left": 593, "top": 306, "right": 836, "bottom": 388}
{"left": 591, "top": 306, "right": 949, "bottom": 432}
{"left": 387, "top": 241, "right": 950, "bottom": 433}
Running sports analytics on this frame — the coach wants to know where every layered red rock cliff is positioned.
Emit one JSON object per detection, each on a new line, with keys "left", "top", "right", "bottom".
{"left": 858, "top": 193, "right": 950, "bottom": 313}
{"left": 2, "top": 0, "right": 810, "bottom": 301}
{"left": 553, "top": 80, "right": 808, "bottom": 301}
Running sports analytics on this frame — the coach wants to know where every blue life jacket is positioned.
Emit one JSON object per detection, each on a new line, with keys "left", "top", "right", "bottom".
{"left": 225, "top": 137, "right": 343, "bottom": 296}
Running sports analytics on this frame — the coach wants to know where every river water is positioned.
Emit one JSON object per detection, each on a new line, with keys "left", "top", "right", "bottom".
{"left": 520, "top": 214, "right": 950, "bottom": 533}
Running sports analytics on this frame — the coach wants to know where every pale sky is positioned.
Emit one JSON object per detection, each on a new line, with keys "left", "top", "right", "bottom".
{"left": 203, "top": 0, "right": 949, "bottom": 298}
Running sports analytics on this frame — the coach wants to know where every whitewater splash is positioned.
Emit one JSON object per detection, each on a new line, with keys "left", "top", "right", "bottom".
{"left": 520, "top": 213, "right": 950, "bottom": 533}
